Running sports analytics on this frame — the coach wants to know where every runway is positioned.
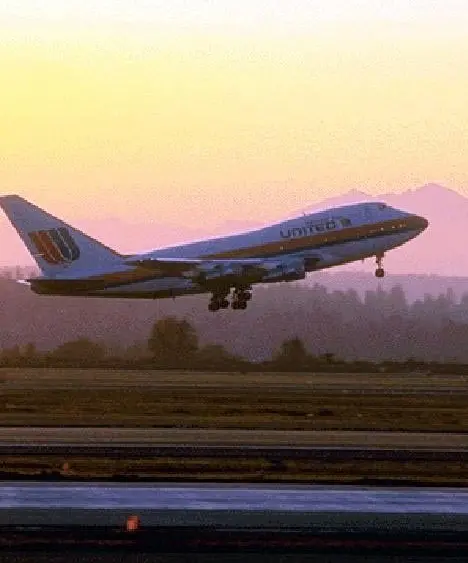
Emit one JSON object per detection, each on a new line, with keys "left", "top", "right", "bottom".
{"left": 2, "top": 482, "right": 468, "bottom": 553}
{"left": 0, "top": 427, "right": 466, "bottom": 448}
{"left": 2, "top": 481, "right": 468, "bottom": 532}
{"left": 2, "top": 482, "right": 468, "bottom": 513}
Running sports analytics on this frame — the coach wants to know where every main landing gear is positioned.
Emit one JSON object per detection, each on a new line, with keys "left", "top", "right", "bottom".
{"left": 208, "top": 289, "right": 230, "bottom": 312}
{"left": 231, "top": 286, "right": 252, "bottom": 310}
{"left": 208, "top": 285, "right": 252, "bottom": 312}
{"left": 375, "top": 253, "right": 385, "bottom": 278}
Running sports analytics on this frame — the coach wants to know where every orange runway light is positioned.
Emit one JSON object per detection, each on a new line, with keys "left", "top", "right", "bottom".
{"left": 126, "top": 515, "right": 140, "bottom": 532}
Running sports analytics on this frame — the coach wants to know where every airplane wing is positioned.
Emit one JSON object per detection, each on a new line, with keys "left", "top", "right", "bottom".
{"left": 124, "top": 256, "right": 313, "bottom": 284}
{"left": 27, "top": 254, "right": 320, "bottom": 295}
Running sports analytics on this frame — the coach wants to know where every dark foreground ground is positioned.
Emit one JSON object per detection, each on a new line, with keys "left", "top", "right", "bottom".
{"left": 3, "top": 553, "right": 468, "bottom": 562}
{"left": 1, "top": 368, "right": 466, "bottom": 558}
{"left": 0, "top": 368, "right": 467, "bottom": 485}
{"left": 1, "top": 530, "right": 468, "bottom": 562}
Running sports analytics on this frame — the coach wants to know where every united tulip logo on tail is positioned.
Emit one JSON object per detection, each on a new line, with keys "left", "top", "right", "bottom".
{"left": 28, "top": 228, "right": 80, "bottom": 264}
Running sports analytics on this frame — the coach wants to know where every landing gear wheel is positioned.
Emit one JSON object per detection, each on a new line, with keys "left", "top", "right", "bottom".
{"left": 231, "top": 286, "right": 250, "bottom": 310}
{"left": 375, "top": 253, "right": 385, "bottom": 278}
{"left": 208, "top": 288, "right": 230, "bottom": 312}
{"left": 209, "top": 285, "right": 253, "bottom": 311}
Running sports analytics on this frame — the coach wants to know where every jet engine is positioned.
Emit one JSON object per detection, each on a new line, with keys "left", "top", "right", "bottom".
{"left": 260, "top": 260, "right": 306, "bottom": 283}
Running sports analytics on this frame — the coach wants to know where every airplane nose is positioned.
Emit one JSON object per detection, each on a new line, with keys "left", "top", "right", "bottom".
{"left": 406, "top": 214, "right": 428, "bottom": 232}
{"left": 414, "top": 215, "right": 429, "bottom": 231}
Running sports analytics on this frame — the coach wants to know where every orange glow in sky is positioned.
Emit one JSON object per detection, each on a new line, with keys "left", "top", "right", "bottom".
{"left": 1, "top": 1, "right": 468, "bottom": 229}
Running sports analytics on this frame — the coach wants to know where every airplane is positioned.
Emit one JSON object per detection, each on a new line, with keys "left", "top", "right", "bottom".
{"left": 0, "top": 195, "right": 428, "bottom": 312}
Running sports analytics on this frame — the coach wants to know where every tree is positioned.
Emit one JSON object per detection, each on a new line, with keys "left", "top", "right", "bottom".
{"left": 387, "top": 285, "right": 408, "bottom": 316}
{"left": 148, "top": 316, "right": 198, "bottom": 367}
{"left": 195, "top": 344, "right": 245, "bottom": 369}
{"left": 0, "top": 345, "right": 22, "bottom": 364}
{"left": 23, "top": 342, "right": 38, "bottom": 359}
{"left": 122, "top": 342, "right": 149, "bottom": 361}
{"left": 50, "top": 338, "right": 107, "bottom": 363}
{"left": 321, "top": 352, "right": 336, "bottom": 364}
{"left": 272, "top": 337, "right": 310, "bottom": 370}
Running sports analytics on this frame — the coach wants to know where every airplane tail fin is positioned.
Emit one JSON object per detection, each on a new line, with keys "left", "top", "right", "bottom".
{"left": 0, "top": 195, "right": 123, "bottom": 278}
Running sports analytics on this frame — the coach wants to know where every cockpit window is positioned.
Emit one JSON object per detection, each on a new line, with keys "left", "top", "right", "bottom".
{"left": 378, "top": 203, "right": 387, "bottom": 210}
{"left": 340, "top": 217, "right": 352, "bottom": 227}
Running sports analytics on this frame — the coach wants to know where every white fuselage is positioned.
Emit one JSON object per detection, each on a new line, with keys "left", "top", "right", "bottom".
{"left": 76, "top": 201, "right": 427, "bottom": 299}
{"left": 0, "top": 194, "right": 427, "bottom": 308}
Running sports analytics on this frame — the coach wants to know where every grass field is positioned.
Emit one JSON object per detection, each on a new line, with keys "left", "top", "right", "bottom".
{"left": 0, "top": 368, "right": 467, "bottom": 431}
{"left": 1, "top": 455, "right": 467, "bottom": 486}
{"left": 2, "top": 367, "right": 467, "bottom": 387}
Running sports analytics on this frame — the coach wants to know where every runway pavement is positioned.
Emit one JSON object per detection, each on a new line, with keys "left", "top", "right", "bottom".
{"left": 2, "top": 482, "right": 468, "bottom": 552}
{"left": 2, "top": 482, "right": 468, "bottom": 513}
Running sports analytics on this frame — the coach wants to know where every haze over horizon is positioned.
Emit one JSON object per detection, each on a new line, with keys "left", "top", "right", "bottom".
{"left": 1, "top": 2, "right": 467, "bottom": 274}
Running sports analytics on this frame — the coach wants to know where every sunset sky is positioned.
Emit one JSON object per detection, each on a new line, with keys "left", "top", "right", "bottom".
{"left": 1, "top": 0, "right": 468, "bottom": 232}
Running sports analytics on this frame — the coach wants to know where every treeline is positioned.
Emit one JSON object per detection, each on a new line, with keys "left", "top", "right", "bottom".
{"left": 4, "top": 278, "right": 468, "bottom": 363}
{"left": 0, "top": 317, "right": 249, "bottom": 370}
{"left": 2, "top": 314, "right": 468, "bottom": 374}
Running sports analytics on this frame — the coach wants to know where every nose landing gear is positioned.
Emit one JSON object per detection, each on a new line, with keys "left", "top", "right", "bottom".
{"left": 375, "top": 253, "right": 385, "bottom": 278}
